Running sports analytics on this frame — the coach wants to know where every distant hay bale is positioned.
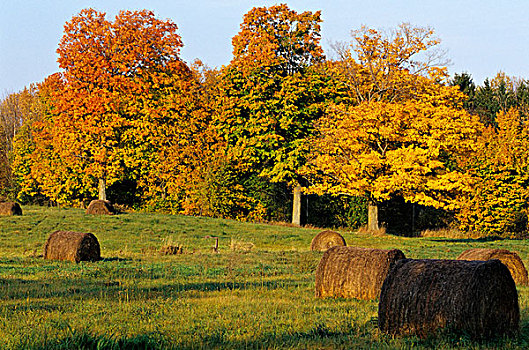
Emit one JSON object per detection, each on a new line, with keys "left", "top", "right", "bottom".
{"left": 0, "top": 202, "right": 22, "bottom": 216}
{"left": 378, "top": 259, "right": 519, "bottom": 339}
{"left": 315, "top": 246, "right": 406, "bottom": 300}
{"left": 310, "top": 230, "right": 346, "bottom": 251}
{"left": 230, "top": 238, "right": 255, "bottom": 252}
{"left": 86, "top": 200, "right": 116, "bottom": 215}
{"left": 43, "top": 230, "right": 101, "bottom": 263}
{"left": 159, "top": 245, "right": 183, "bottom": 255}
{"left": 457, "top": 248, "right": 529, "bottom": 286}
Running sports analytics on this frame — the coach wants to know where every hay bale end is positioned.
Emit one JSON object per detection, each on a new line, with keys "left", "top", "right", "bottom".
{"left": 378, "top": 259, "right": 519, "bottom": 339}
{"left": 457, "top": 248, "right": 529, "bottom": 286}
{"left": 0, "top": 202, "right": 22, "bottom": 216}
{"left": 315, "top": 246, "right": 405, "bottom": 300}
{"left": 310, "top": 230, "right": 346, "bottom": 251}
{"left": 43, "top": 230, "right": 101, "bottom": 263}
{"left": 86, "top": 200, "right": 116, "bottom": 215}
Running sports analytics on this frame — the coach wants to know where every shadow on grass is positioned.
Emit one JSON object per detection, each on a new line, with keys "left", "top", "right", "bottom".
{"left": 100, "top": 257, "right": 132, "bottom": 262}
{"left": 31, "top": 331, "right": 165, "bottom": 350}
{"left": 26, "top": 323, "right": 364, "bottom": 350}
{"left": 146, "top": 278, "right": 303, "bottom": 294}
{"left": 0, "top": 276, "right": 305, "bottom": 301}
{"left": 426, "top": 236, "right": 506, "bottom": 243}
{"left": 28, "top": 322, "right": 522, "bottom": 350}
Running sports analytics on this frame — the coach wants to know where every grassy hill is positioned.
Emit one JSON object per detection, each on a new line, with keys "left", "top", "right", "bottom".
{"left": 1, "top": 206, "right": 528, "bottom": 349}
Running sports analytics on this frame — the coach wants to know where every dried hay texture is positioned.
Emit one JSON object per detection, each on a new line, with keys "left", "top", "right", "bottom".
{"left": 378, "top": 259, "right": 519, "bottom": 339}
{"left": 457, "top": 248, "right": 529, "bottom": 286}
{"left": 230, "top": 238, "right": 255, "bottom": 252}
{"left": 0, "top": 202, "right": 22, "bottom": 216}
{"left": 159, "top": 245, "right": 183, "bottom": 255}
{"left": 310, "top": 230, "right": 346, "bottom": 251}
{"left": 43, "top": 230, "right": 101, "bottom": 263}
{"left": 86, "top": 200, "right": 116, "bottom": 215}
{"left": 315, "top": 246, "right": 406, "bottom": 300}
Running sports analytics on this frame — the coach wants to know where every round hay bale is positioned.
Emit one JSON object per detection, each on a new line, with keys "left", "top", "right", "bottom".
{"left": 86, "top": 200, "right": 116, "bottom": 215}
{"left": 457, "top": 248, "right": 529, "bottom": 286}
{"left": 159, "top": 245, "right": 183, "bottom": 255}
{"left": 378, "top": 259, "right": 519, "bottom": 339}
{"left": 310, "top": 230, "right": 346, "bottom": 251}
{"left": 0, "top": 202, "right": 22, "bottom": 216}
{"left": 315, "top": 246, "right": 406, "bottom": 300}
{"left": 43, "top": 230, "right": 101, "bottom": 263}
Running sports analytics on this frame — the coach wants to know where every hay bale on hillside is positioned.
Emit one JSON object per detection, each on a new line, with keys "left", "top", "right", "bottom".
{"left": 315, "top": 246, "right": 405, "bottom": 300}
{"left": 457, "top": 248, "right": 529, "bottom": 286}
{"left": 159, "top": 245, "right": 183, "bottom": 255}
{"left": 378, "top": 259, "right": 519, "bottom": 339}
{"left": 86, "top": 200, "right": 116, "bottom": 215}
{"left": 43, "top": 230, "right": 101, "bottom": 263}
{"left": 310, "top": 230, "right": 346, "bottom": 251}
{"left": 0, "top": 202, "right": 22, "bottom": 216}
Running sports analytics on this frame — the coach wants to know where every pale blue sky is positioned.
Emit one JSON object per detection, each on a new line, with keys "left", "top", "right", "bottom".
{"left": 1, "top": 0, "right": 528, "bottom": 93}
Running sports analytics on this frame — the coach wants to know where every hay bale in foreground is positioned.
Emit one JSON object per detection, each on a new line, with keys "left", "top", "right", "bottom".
{"left": 43, "top": 230, "right": 101, "bottom": 263}
{"left": 315, "top": 246, "right": 405, "bottom": 300}
{"left": 457, "top": 248, "right": 529, "bottom": 286}
{"left": 310, "top": 230, "right": 346, "bottom": 251}
{"left": 0, "top": 202, "right": 22, "bottom": 216}
{"left": 86, "top": 200, "right": 116, "bottom": 215}
{"left": 378, "top": 259, "right": 519, "bottom": 339}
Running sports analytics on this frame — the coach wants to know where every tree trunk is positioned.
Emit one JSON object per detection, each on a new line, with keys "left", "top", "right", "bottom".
{"left": 98, "top": 177, "right": 107, "bottom": 201}
{"left": 367, "top": 201, "right": 379, "bottom": 232}
{"left": 292, "top": 185, "right": 302, "bottom": 226}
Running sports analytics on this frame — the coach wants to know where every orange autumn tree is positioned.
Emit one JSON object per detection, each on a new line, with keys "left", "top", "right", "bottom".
{"left": 13, "top": 74, "right": 98, "bottom": 205}
{"left": 304, "top": 24, "right": 481, "bottom": 231}
{"left": 43, "top": 8, "right": 190, "bottom": 203}
{"left": 139, "top": 60, "right": 227, "bottom": 214}
{"left": 217, "top": 4, "right": 327, "bottom": 222}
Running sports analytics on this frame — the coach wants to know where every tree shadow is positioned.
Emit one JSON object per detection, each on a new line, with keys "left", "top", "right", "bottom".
{"left": 425, "top": 236, "right": 505, "bottom": 243}
{"left": 143, "top": 278, "right": 302, "bottom": 294}
{"left": 100, "top": 257, "right": 132, "bottom": 262}
{"left": 0, "top": 276, "right": 304, "bottom": 301}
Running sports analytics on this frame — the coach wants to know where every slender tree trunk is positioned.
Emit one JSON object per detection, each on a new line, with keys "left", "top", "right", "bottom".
{"left": 98, "top": 177, "right": 107, "bottom": 201}
{"left": 367, "top": 200, "right": 379, "bottom": 232}
{"left": 292, "top": 185, "right": 302, "bottom": 225}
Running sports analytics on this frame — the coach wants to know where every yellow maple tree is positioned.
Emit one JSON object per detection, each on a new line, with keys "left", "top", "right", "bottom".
{"left": 303, "top": 24, "right": 481, "bottom": 231}
{"left": 458, "top": 108, "right": 529, "bottom": 236}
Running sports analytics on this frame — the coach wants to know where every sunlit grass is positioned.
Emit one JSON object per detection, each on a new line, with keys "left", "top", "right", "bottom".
{"left": 1, "top": 206, "right": 528, "bottom": 349}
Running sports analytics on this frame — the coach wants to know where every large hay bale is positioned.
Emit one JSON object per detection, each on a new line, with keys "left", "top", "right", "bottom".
{"left": 0, "top": 202, "right": 22, "bottom": 216}
{"left": 378, "top": 259, "right": 519, "bottom": 339}
{"left": 457, "top": 248, "right": 529, "bottom": 286}
{"left": 43, "top": 230, "right": 101, "bottom": 263}
{"left": 310, "top": 230, "right": 346, "bottom": 251}
{"left": 315, "top": 246, "right": 406, "bottom": 300}
{"left": 86, "top": 200, "right": 116, "bottom": 215}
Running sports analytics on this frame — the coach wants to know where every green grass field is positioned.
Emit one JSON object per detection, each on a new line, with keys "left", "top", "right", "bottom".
{"left": 1, "top": 206, "right": 528, "bottom": 349}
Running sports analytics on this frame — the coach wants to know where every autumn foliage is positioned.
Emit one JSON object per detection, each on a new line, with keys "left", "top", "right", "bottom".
{"left": 217, "top": 4, "right": 326, "bottom": 187}
{"left": 3, "top": 6, "right": 529, "bottom": 236}
{"left": 303, "top": 24, "right": 481, "bottom": 230}
{"left": 458, "top": 108, "right": 529, "bottom": 235}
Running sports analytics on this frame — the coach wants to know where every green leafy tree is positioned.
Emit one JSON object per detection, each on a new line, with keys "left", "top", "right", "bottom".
{"left": 216, "top": 4, "right": 327, "bottom": 223}
{"left": 470, "top": 72, "right": 529, "bottom": 126}
{"left": 450, "top": 72, "right": 476, "bottom": 112}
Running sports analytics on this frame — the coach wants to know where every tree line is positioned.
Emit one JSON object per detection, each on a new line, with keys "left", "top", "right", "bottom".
{"left": 1, "top": 5, "right": 529, "bottom": 237}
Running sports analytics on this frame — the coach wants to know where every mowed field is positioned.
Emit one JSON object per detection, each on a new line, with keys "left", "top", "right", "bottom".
{"left": 1, "top": 206, "right": 528, "bottom": 349}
